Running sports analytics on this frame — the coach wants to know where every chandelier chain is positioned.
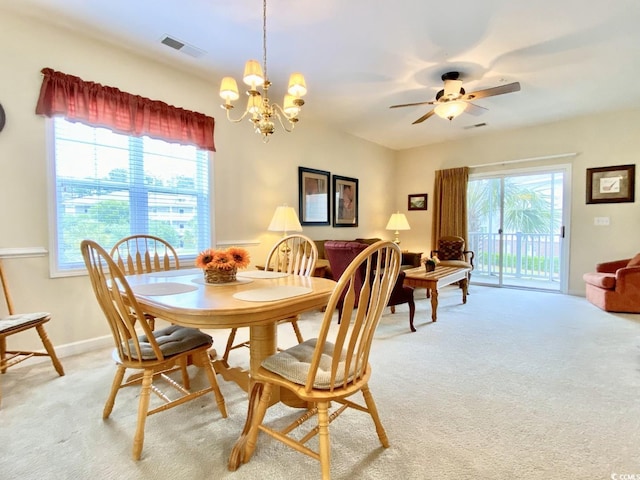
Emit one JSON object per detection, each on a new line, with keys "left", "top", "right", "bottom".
{"left": 262, "top": 0, "right": 268, "bottom": 82}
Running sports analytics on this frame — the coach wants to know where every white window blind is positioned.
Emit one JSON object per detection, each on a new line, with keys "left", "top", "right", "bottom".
{"left": 49, "top": 117, "right": 210, "bottom": 275}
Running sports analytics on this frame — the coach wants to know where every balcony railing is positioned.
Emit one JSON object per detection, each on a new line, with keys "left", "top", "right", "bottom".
{"left": 468, "top": 232, "right": 561, "bottom": 282}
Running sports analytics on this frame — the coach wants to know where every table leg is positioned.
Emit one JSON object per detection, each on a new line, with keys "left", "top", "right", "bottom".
{"left": 430, "top": 289, "right": 438, "bottom": 322}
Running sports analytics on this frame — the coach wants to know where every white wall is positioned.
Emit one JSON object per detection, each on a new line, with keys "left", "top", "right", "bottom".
{"left": 0, "top": 9, "right": 396, "bottom": 353}
{"left": 395, "top": 110, "right": 640, "bottom": 294}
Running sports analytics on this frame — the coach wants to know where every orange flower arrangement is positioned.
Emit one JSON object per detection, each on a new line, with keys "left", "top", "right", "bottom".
{"left": 195, "top": 247, "right": 251, "bottom": 271}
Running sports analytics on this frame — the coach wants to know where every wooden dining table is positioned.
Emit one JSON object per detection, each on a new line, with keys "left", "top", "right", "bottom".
{"left": 125, "top": 267, "right": 336, "bottom": 469}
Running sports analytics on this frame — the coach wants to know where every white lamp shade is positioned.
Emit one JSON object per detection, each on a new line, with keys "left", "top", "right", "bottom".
{"left": 434, "top": 101, "right": 467, "bottom": 121}
{"left": 242, "top": 59, "right": 265, "bottom": 88}
{"left": 385, "top": 212, "right": 411, "bottom": 231}
{"left": 219, "top": 76, "right": 240, "bottom": 101}
{"left": 268, "top": 205, "right": 303, "bottom": 233}
{"left": 287, "top": 72, "right": 307, "bottom": 97}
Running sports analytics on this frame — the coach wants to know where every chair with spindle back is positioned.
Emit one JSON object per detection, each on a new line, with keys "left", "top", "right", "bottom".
{"left": 0, "top": 258, "right": 64, "bottom": 406}
{"left": 222, "top": 234, "right": 318, "bottom": 364}
{"left": 110, "top": 235, "right": 180, "bottom": 330}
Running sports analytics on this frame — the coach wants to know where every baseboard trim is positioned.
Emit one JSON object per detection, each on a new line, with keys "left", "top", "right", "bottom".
{"left": 9, "top": 335, "right": 113, "bottom": 369}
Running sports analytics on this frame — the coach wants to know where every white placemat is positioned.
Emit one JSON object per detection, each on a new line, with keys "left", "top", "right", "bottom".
{"left": 233, "top": 286, "right": 312, "bottom": 302}
{"left": 131, "top": 282, "right": 198, "bottom": 296}
{"left": 236, "top": 270, "right": 289, "bottom": 279}
{"left": 191, "top": 277, "right": 253, "bottom": 287}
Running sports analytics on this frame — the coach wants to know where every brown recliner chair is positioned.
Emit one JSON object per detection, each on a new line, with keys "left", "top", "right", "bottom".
{"left": 324, "top": 240, "right": 417, "bottom": 331}
{"left": 582, "top": 255, "right": 640, "bottom": 313}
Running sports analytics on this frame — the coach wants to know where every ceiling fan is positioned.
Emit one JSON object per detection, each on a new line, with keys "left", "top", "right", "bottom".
{"left": 389, "top": 71, "right": 521, "bottom": 124}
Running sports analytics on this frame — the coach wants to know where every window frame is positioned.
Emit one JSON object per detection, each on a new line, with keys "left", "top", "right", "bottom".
{"left": 46, "top": 118, "right": 212, "bottom": 277}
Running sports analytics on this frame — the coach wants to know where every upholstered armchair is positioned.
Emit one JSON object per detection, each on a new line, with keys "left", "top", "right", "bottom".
{"left": 582, "top": 255, "right": 640, "bottom": 313}
{"left": 324, "top": 241, "right": 416, "bottom": 331}
{"left": 431, "top": 235, "right": 475, "bottom": 283}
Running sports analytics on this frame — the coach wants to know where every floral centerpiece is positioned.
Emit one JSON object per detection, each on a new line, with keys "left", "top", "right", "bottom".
{"left": 422, "top": 256, "right": 439, "bottom": 272}
{"left": 196, "top": 247, "right": 251, "bottom": 284}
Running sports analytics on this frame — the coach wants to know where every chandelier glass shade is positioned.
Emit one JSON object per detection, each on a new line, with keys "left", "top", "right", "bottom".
{"left": 219, "top": 0, "right": 307, "bottom": 142}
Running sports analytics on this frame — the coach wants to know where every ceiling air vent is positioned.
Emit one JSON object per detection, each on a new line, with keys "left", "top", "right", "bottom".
{"left": 464, "top": 123, "right": 487, "bottom": 130}
{"left": 160, "top": 35, "right": 206, "bottom": 58}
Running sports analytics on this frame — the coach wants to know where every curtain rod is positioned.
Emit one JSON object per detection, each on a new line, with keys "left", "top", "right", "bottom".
{"left": 469, "top": 152, "right": 578, "bottom": 169}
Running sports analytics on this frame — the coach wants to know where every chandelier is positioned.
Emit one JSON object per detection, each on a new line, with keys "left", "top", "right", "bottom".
{"left": 219, "top": 0, "right": 307, "bottom": 142}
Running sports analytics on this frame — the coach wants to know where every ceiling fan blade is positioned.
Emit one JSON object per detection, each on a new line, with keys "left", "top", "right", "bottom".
{"left": 412, "top": 110, "right": 436, "bottom": 124}
{"left": 465, "top": 103, "right": 488, "bottom": 116}
{"left": 463, "top": 82, "right": 521, "bottom": 101}
{"left": 389, "top": 100, "right": 436, "bottom": 109}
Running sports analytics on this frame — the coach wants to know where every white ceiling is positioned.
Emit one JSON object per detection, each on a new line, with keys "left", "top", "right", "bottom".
{"left": 4, "top": 0, "right": 640, "bottom": 150}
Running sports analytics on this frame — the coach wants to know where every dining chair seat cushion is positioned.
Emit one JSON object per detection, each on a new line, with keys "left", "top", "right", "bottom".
{"left": 129, "top": 325, "right": 213, "bottom": 360}
{"left": 261, "top": 338, "right": 355, "bottom": 390}
{"left": 0, "top": 312, "right": 50, "bottom": 333}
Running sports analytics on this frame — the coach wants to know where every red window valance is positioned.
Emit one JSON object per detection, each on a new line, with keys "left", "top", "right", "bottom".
{"left": 35, "top": 68, "right": 215, "bottom": 151}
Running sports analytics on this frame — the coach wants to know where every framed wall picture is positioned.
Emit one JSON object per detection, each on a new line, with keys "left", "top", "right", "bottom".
{"left": 298, "top": 167, "right": 330, "bottom": 225}
{"left": 408, "top": 193, "right": 428, "bottom": 211}
{"left": 333, "top": 175, "right": 358, "bottom": 227}
{"left": 586, "top": 164, "right": 635, "bottom": 204}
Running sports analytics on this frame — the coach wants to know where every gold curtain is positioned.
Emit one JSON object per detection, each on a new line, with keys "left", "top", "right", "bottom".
{"left": 431, "top": 167, "right": 470, "bottom": 249}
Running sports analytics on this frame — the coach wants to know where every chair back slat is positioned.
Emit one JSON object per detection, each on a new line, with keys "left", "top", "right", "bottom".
{"left": 82, "top": 240, "right": 164, "bottom": 365}
{"left": 265, "top": 234, "right": 318, "bottom": 277}
{"left": 110, "top": 235, "right": 180, "bottom": 275}
{"left": 305, "top": 241, "right": 401, "bottom": 392}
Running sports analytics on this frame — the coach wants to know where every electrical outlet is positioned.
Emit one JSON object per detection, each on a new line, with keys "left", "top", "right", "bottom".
{"left": 594, "top": 217, "right": 610, "bottom": 226}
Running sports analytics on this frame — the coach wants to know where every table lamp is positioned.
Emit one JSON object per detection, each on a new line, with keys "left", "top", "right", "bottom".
{"left": 268, "top": 204, "right": 303, "bottom": 237}
{"left": 385, "top": 211, "right": 410, "bottom": 244}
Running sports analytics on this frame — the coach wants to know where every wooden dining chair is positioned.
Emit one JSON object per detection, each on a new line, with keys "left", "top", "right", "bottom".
{"left": 222, "top": 234, "right": 318, "bottom": 364}
{"left": 0, "top": 258, "right": 65, "bottom": 406}
{"left": 81, "top": 239, "right": 227, "bottom": 460}
{"left": 110, "top": 234, "right": 180, "bottom": 330}
{"left": 233, "top": 241, "right": 401, "bottom": 480}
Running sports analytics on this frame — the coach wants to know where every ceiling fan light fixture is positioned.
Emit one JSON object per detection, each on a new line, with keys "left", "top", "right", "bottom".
{"left": 443, "top": 79, "right": 463, "bottom": 99}
{"left": 434, "top": 101, "right": 466, "bottom": 121}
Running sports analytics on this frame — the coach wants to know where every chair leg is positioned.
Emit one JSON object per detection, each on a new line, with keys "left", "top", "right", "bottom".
{"left": 223, "top": 328, "right": 238, "bottom": 363}
{"left": 290, "top": 317, "right": 304, "bottom": 344}
{"left": 361, "top": 384, "right": 389, "bottom": 448}
{"left": 390, "top": 306, "right": 396, "bottom": 314}
{"left": 132, "top": 369, "right": 154, "bottom": 461}
{"left": 199, "top": 351, "right": 227, "bottom": 418}
{"left": 179, "top": 357, "right": 190, "bottom": 390}
{"left": 0, "top": 336, "right": 6, "bottom": 374}
{"left": 408, "top": 299, "right": 416, "bottom": 333}
{"left": 36, "top": 324, "right": 65, "bottom": 376}
{"left": 317, "top": 401, "right": 331, "bottom": 480}
{"left": 103, "top": 365, "right": 126, "bottom": 419}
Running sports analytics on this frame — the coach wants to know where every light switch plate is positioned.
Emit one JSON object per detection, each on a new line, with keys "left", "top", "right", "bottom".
{"left": 594, "top": 217, "right": 610, "bottom": 226}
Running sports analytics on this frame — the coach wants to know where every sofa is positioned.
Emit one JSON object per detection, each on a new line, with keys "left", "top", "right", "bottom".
{"left": 313, "top": 238, "right": 422, "bottom": 280}
{"left": 582, "top": 254, "right": 640, "bottom": 313}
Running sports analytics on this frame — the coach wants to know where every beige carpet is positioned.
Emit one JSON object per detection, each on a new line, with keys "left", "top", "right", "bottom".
{"left": 1, "top": 286, "right": 639, "bottom": 479}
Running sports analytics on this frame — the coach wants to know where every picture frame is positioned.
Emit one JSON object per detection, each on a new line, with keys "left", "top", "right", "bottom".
{"left": 408, "top": 193, "right": 428, "bottom": 211}
{"left": 333, "top": 175, "right": 358, "bottom": 227}
{"left": 586, "top": 164, "right": 635, "bottom": 204}
{"left": 298, "top": 167, "right": 331, "bottom": 225}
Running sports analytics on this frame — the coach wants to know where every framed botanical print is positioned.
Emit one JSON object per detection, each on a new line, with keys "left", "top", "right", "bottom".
{"left": 298, "top": 167, "right": 330, "bottom": 225}
{"left": 333, "top": 175, "right": 358, "bottom": 227}
{"left": 586, "top": 164, "right": 635, "bottom": 204}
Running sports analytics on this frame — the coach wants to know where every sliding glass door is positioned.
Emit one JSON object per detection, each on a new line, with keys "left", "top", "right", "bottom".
{"left": 468, "top": 166, "right": 569, "bottom": 292}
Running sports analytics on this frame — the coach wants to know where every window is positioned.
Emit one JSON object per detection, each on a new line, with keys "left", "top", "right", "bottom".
{"left": 49, "top": 118, "right": 210, "bottom": 275}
